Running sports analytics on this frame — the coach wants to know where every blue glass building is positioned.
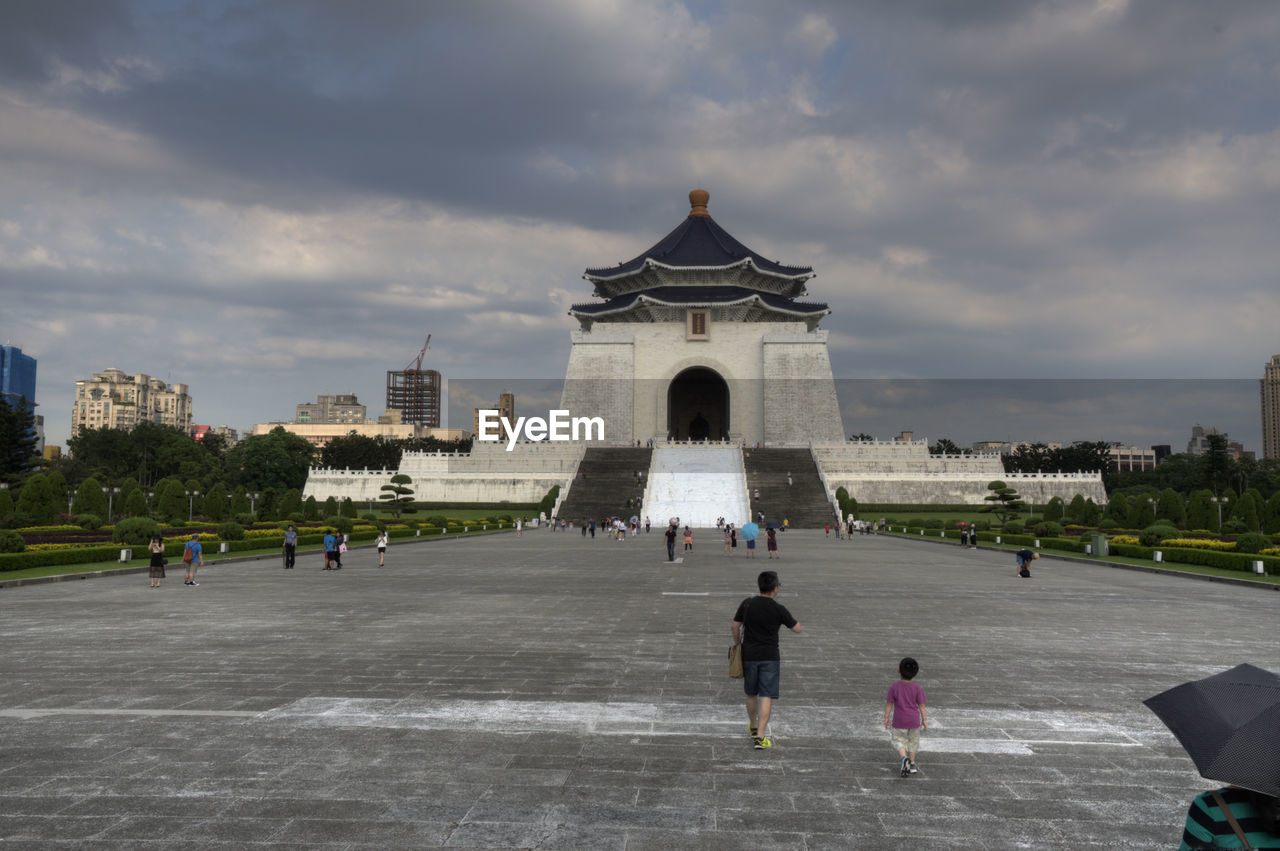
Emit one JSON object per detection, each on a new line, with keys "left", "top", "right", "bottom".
{"left": 0, "top": 345, "right": 38, "bottom": 410}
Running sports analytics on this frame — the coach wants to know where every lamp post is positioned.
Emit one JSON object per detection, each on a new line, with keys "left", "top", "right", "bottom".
{"left": 67, "top": 489, "right": 74, "bottom": 514}
{"left": 1210, "top": 496, "right": 1227, "bottom": 533}
{"left": 249, "top": 492, "right": 260, "bottom": 518}
{"left": 102, "top": 486, "right": 120, "bottom": 522}
{"left": 185, "top": 489, "right": 201, "bottom": 522}
{"left": 1146, "top": 497, "right": 1156, "bottom": 525}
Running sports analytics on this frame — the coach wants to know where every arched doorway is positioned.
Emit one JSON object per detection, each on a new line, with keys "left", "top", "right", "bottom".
{"left": 667, "top": 367, "right": 729, "bottom": 440}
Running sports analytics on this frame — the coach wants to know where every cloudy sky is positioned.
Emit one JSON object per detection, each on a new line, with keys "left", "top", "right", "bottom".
{"left": 3, "top": 0, "right": 1278, "bottom": 452}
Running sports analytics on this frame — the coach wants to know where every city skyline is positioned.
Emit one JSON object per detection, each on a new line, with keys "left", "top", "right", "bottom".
{"left": 3, "top": 2, "right": 1278, "bottom": 451}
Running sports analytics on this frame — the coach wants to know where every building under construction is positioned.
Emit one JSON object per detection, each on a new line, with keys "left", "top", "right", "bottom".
{"left": 385, "top": 369, "right": 441, "bottom": 428}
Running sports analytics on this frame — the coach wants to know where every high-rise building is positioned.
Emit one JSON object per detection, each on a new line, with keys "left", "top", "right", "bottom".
{"left": 0, "top": 344, "right": 38, "bottom": 451}
{"left": 0, "top": 345, "right": 37, "bottom": 410}
{"left": 1263, "top": 354, "right": 1280, "bottom": 460}
{"left": 296, "top": 394, "right": 366, "bottom": 425}
{"left": 386, "top": 369, "right": 441, "bottom": 428}
{"left": 72, "top": 368, "right": 192, "bottom": 435}
{"left": 473, "top": 392, "right": 515, "bottom": 437}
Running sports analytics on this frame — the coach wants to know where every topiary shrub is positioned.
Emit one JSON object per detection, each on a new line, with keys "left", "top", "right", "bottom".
{"left": 360, "top": 513, "right": 379, "bottom": 522}
{"left": 288, "top": 512, "right": 305, "bottom": 523}
{"left": 0, "top": 529, "right": 25, "bottom": 553}
{"left": 77, "top": 513, "right": 103, "bottom": 531}
{"left": 1, "top": 512, "right": 35, "bottom": 530}
{"left": 905, "top": 518, "right": 926, "bottom": 528}
{"left": 112, "top": 516, "right": 162, "bottom": 545}
{"left": 971, "top": 519, "right": 991, "bottom": 532}
{"left": 1221, "top": 519, "right": 1248, "bottom": 534}
{"left": 1002, "top": 520, "right": 1025, "bottom": 534}
{"left": 1139, "top": 524, "right": 1176, "bottom": 547}
{"left": 426, "top": 515, "right": 448, "bottom": 528}
{"left": 216, "top": 522, "right": 245, "bottom": 541}
{"left": 1033, "top": 521, "right": 1065, "bottom": 538}
{"left": 1233, "top": 533, "right": 1273, "bottom": 554}
{"left": 924, "top": 518, "right": 944, "bottom": 529}
{"left": 330, "top": 516, "right": 353, "bottom": 535}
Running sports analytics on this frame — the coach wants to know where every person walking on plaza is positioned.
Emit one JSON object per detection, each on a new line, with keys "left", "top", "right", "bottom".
{"left": 182, "top": 534, "right": 203, "bottom": 586}
{"left": 884, "top": 657, "right": 927, "bottom": 776}
{"left": 732, "top": 570, "right": 801, "bottom": 749}
{"left": 375, "top": 528, "right": 388, "bottom": 567}
{"left": 766, "top": 526, "right": 779, "bottom": 559}
{"left": 665, "top": 523, "right": 678, "bottom": 561}
{"left": 322, "top": 529, "right": 337, "bottom": 570}
{"left": 283, "top": 524, "right": 297, "bottom": 569}
{"left": 516, "top": 517, "right": 523, "bottom": 538}
{"left": 147, "top": 534, "right": 165, "bottom": 588}
{"left": 724, "top": 524, "right": 733, "bottom": 556}
{"left": 683, "top": 526, "right": 693, "bottom": 552}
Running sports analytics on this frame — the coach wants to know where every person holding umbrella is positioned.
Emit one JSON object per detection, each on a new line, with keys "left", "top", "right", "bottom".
{"left": 1144, "top": 664, "right": 1280, "bottom": 848}
{"left": 740, "top": 522, "right": 759, "bottom": 559}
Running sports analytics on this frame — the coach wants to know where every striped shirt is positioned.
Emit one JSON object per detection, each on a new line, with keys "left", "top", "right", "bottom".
{"left": 1180, "top": 788, "right": 1280, "bottom": 849}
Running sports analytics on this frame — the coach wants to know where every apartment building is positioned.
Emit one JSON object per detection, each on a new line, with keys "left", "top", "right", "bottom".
{"left": 72, "top": 368, "right": 192, "bottom": 434}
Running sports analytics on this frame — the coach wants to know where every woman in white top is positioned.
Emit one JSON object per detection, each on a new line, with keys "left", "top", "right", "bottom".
{"left": 375, "top": 530, "right": 389, "bottom": 567}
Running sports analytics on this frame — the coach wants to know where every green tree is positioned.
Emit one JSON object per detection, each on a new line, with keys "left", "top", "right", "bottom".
{"left": 0, "top": 397, "right": 38, "bottom": 483}
{"left": 122, "top": 485, "right": 149, "bottom": 519}
{"left": 1228, "top": 491, "right": 1260, "bottom": 533}
{"left": 1264, "top": 491, "right": 1280, "bottom": 535}
{"left": 339, "top": 497, "right": 357, "bottom": 518}
{"left": 1130, "top": 497, "right": 1156, "bottom": 529}
{"left": 379, "top": 474, "right": 415, "bottom": 518}
{"left": 230, "top": 485, "right": 251, "bottom": 517}
{"left": 1202, "top": 433, "right": 1232, "bottom": 495}
{"left": 279, "top": 488, "right": 303, "bottom": 518}
{"left": 303, "top": 495, "right": 320, "bottom": 521}
{"left": 1044, "top": 496, "right": 1065, "bottom": 523}
{"left": 929, "top": 438, "right": 961, "bottom": 456}
{"left": 1185, "top": 490, "right": 1216, "bottom": 530}
{"left": 321, "top": 433, "right": 402, "bottom": 472}
{"left": 46, "top": 470, "right": 69, "bottom": 516}
{"left": 1080, "top": 498, "right": 1102, "bottom": 526}
{"left": 156, "top": 479, "right": 188, "bottom": 524}
{"left": 0, "top": 488, "right": 14, "bottom": 518}
{"left": 72, "top": 476, "right": 110, "bottom": 519}
{"left": 1155, "top": 488, "right": 1186, "bottom": 528}
{"left": 224, "top": 426, "right": 314, "bottom": 491}
{"left": 983, "top": 481, "right": 1024, "bottom": 526}
{"left": 1103, "top": 493, "right": 1131, "bottom": 528}
{"left": 16, "top": 473, "right": 59, "bottom": 524}
{"left": 257, "top": 487, "right": 278, "bottom": 521}
{"left": 1066, "top": 494, "right": 1087, "bottom": 524}
{"left": 204, "top": 482, "right": 228, "bottom": 521}
{"left": 322, "top": 495, "right": 338, "bottom": 518}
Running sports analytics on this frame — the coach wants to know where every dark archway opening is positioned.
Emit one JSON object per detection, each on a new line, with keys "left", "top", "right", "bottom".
{"left": 667, "top": 367, "right": 729, "bottom": 440}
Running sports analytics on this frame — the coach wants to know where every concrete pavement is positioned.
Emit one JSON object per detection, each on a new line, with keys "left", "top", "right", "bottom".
{"left": 2, "top": 527, "right": 1277, "bottom": 848}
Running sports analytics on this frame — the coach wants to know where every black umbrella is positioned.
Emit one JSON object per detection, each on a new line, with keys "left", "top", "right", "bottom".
{"left": 1143, "top": 663, "right": 1280, "bottom": 796}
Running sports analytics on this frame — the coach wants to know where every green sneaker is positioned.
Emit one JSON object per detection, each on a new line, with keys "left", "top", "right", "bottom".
{"left": 753, "top": 737, "right": 772, "bottom": 749}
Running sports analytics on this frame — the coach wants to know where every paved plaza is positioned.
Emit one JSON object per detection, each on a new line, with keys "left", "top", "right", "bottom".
{"left": 1, "top": 529, "right": 1278, "bottom": 848}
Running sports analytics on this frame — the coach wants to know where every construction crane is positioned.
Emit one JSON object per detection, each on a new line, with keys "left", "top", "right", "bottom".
{"left": 405, "top": 334, "right": 431, "bottom": 372}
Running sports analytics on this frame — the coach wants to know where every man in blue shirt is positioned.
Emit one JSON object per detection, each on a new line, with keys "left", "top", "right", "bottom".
{"left": 322, "top": 530, "right": 336, "bottom": 570}
{"left": 182, "top": 535, "right": 204, "bottom": 586}
{"left": 283, "top": 525, "right": 298, "bottom": 569}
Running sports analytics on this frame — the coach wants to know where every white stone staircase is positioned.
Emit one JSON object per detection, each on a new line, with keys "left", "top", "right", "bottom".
{"left": 642, "top": 445, "right": 750, "bottom": 528}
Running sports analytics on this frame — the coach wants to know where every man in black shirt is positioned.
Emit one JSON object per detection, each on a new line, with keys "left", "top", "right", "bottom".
{"left": 732, "top": 570, "right": 802, "bottom": 749}
{"left": 665, "top": 524, "right": 677, "bottom": 561}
